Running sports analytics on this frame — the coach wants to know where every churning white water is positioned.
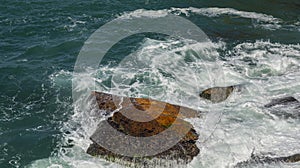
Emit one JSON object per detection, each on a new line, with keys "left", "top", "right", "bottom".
{"left": 27, "top": 8, "right": 300, "bottom": 168}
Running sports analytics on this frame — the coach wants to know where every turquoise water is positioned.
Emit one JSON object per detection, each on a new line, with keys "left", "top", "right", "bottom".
{"left": 1, "top": 0, "right": 300, "bottom": 167}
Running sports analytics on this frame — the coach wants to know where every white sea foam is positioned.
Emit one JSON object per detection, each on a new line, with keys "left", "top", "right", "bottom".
{"left": 118, "top": 7, "right": 300, "bottom": 32}
{"left": 227, "top": 41, "right": 300, "bottom": 79}
{"left": 116, "top": 9, "right": 169, "bottom": 19}
{"left": 170, "top": 7, "right": 282, "bottom": 23}
{"left": 118, "top": 7, "right": 282, "bottom": 24}
{"left": 27, "top": 9, "right": 300, "bottom": 168}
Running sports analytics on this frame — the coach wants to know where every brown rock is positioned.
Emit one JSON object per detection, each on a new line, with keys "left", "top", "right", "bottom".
{"left": 199, "top": 86, "right": 236, "bottom": 103}
{"left": 87, "top": 91, "right": 200, "bottom": 165}
{"left": 92, "top": 91, "right": 200, "bottom": 119}
{"left": 199, "top": 84, "right": 244, "bottom": 103}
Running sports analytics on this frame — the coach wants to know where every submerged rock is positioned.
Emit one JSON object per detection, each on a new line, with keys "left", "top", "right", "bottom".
{"left": 87, "top": 92, "right": 200, "bottom": 165}
{"left": 199, "top": 85, "right": 237, "bottom": 103}
{"left": 264, "top": 96, "right": 300, "bottom": 119}
{"left": 235, "top": 153, "right": 300, "bottom": 167}
{"left": 264, "top": 96, "right": 299, "bottom": 108}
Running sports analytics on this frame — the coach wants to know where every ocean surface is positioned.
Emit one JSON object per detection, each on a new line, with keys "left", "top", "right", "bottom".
{"left": 1, "top": 0, "right": 300, "bottom": 167}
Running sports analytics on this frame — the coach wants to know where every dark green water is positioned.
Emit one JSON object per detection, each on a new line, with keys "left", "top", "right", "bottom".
{"left": 1, "top": 0, "right": 299, "bottom": 167}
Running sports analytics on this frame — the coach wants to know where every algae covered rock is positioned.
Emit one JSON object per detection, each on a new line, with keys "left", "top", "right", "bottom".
{"left": 87, "top": 91, "right": 200, "bottom": 165}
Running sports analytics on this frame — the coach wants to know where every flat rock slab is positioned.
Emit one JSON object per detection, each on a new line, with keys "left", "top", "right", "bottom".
{"left": 87, "top": 91, "right": 200, "bottom": 165}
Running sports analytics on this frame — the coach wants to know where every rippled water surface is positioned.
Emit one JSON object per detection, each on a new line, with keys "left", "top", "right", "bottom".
{"left": 0, "top": 0, "right": 299, "bottom": 168}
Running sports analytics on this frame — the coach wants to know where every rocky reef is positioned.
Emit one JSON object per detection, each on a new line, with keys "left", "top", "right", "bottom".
{"left": 87, "top": 92, "right": 200, "bottom": 166}
{"left": 86, "top": 90, "right": 299, "bottom": 166}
